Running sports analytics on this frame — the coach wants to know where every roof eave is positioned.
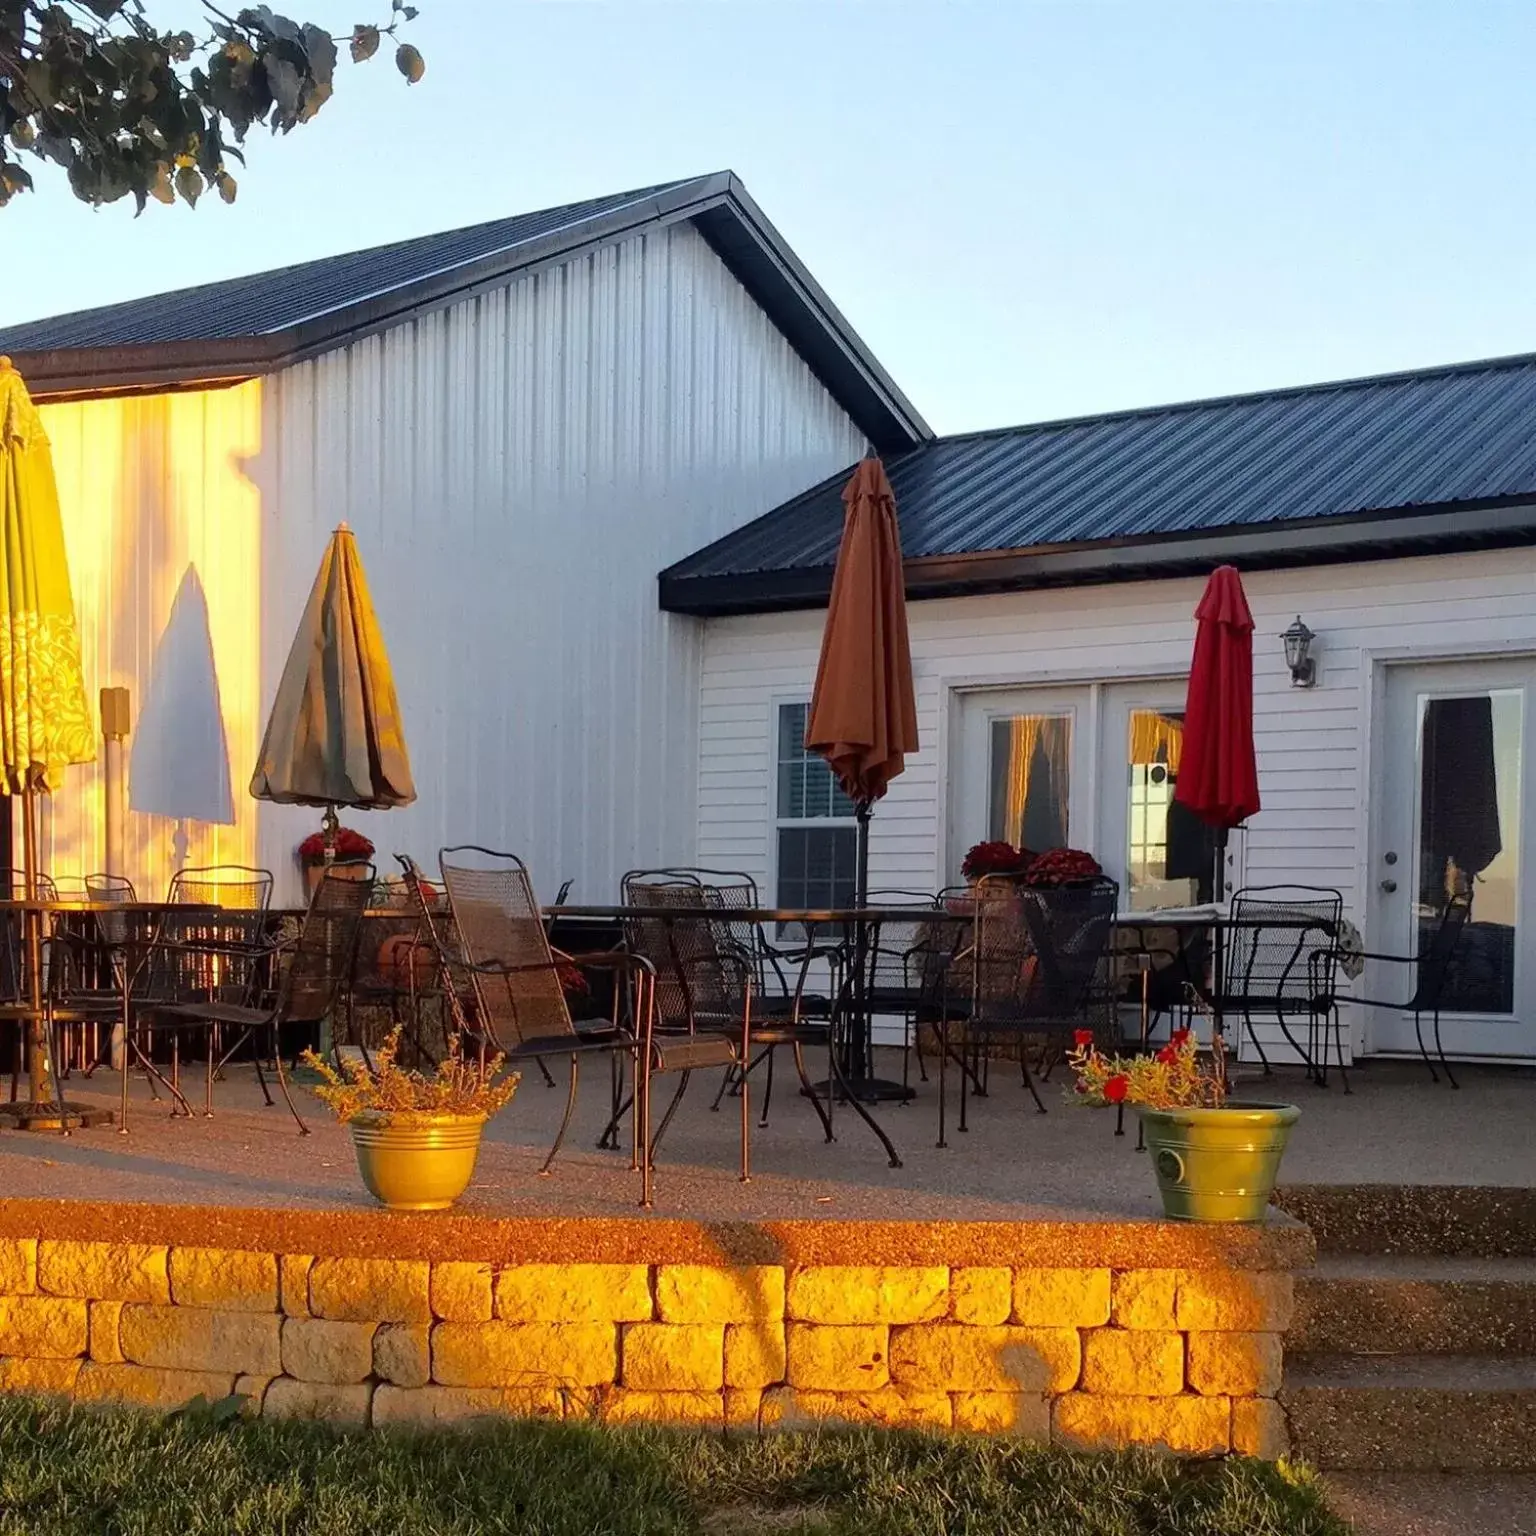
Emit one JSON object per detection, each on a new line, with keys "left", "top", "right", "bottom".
{"left": 659, "top": 499, "right": 1536, "bottom": 616}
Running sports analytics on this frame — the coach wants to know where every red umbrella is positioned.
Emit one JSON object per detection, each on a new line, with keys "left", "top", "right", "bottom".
{"left": 1175, "top": 567, "right": 1260, "bottom": 886}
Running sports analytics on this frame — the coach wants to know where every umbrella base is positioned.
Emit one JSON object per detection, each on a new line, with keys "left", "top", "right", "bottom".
{"left": 806, "top": 1076, "right": 916, "bottom": 1105}
{"left": 0, "top": 1100, "right": 114, "bottom": 1132}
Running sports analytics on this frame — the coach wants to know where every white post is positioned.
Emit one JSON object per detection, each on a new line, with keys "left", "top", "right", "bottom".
{"left": 100, "top": 687, "right": 130, "bottom": 1070}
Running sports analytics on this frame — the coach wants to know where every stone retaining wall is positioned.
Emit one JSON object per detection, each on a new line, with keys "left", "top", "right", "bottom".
{"left": 0, "top": 1216, "right": 1302, "bottom": 1456}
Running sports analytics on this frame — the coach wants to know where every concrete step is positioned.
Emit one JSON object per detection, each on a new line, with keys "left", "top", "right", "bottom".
{"left": 1283, "top": 1355, "right": 1536, "bottom": 1471}
{"left": 1291, "top": 1256, "right": 1536, "bottom": 1356}
{"left": 1275, "top": 1185, "right": 1536, "bottom": 1257}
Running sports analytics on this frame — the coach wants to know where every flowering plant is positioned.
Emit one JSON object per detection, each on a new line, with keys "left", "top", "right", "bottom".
{"left": 961, "top": 840, "right": 1034, "bottom": 881}
{"left": 297, "top": 826, "right": 375, "bottom": 864}
{"left": 1023, "top": 847, "right": 1103, "bottom": 887}
{"left": 1067, "top": 1027, "right": 1227, "bottom": 1109}
{"left": 300, "top": 1029, "right": 519, "bottom": 1125}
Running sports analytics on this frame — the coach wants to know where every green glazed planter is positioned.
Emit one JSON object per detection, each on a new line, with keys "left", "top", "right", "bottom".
{"left": 1137, "top": 1102, "right": 1300, "bottom": 1223}
{"left": 348, "top": 1114, "right": 486, "bottom": 1211}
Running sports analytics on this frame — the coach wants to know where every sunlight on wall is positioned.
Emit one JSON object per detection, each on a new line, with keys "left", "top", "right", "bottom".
{"left": 39, "top": 381, "right": 263, "bottom": 900}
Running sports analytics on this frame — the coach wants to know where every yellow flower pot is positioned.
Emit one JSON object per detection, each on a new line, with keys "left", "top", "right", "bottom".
{"left": 348, "top": 1114, "right": 486, "bottom": 1211}
{"left": 1137, "top": 1102, "right": 1300, "bottom": 1223}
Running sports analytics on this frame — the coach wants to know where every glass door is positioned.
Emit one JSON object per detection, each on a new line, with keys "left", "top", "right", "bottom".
{"left": 1374, "top": 660, "right": 1535, "bottom": 1060}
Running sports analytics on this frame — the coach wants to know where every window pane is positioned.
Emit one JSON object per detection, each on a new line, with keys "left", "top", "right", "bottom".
{"left": 777, "top": 702, "right": 855, "bottom": 819}
{"left": 1416, "top": 691, "right": 1521, "bottom": 1013}
{"left": 777, "top": 827, "right": 858, "bottom": 911}
{"left": 1125, "top": 708, "right": 1213, "bottom": 911}
{"left": 989, "top": 714, "right": 1071, "bottom": 851}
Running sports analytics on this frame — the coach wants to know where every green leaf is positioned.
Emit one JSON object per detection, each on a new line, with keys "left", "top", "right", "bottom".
{"left": 350, "top": 26, "right": 380, "bottom": 64}
{"left": 403, "top": 6, "right": 419, "bottom": 18}
{"left": 174, "top": 164, "right": 202, "bottom": 207}
{"left": 395, "top": 43, "right": 425, "bottom": 84}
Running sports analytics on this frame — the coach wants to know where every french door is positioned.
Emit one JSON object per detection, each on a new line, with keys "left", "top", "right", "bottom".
{"left": 1372, "top": 659, "right": 1536, "bottom": 1060}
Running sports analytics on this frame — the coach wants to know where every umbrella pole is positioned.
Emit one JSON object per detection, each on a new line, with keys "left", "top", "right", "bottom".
{"left": 1211, "top": 825, "right": 1229, "bottom": 1089}
{"left": 21, "top": 789, "right": 52, "bottom": 1106}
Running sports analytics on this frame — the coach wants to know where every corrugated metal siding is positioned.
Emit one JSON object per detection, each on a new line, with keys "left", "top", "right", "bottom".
{"left": 668, "top": 354, "right": 1536, "bottom": 579}
{"left": 694, "top": 545, "right": 1536, "bottom": 1061}
{"left": 253, "top": 221, "right": 866, "bottom": 901}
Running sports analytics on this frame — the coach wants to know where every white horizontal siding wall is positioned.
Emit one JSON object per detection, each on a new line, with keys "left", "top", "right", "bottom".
{"left": 252, "top": 222, "right": 866, "bottom": 901}
{"left": 696, "top": 544, "right": 1536, "bottom": 1058}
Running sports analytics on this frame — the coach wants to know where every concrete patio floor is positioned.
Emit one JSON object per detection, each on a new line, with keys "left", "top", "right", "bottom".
{"left": 0, "top": 1052, "right": 1529, "bottom": 1221}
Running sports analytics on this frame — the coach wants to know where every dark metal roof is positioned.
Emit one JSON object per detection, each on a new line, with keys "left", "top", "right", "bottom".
{"left": 661, "top": 351, "right": 1536, "bottom": 614}
{"left": 0, "top": 172, "right": 929, "bottom": 452}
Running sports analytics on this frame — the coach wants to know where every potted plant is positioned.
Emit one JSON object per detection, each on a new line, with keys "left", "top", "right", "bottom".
{"left": 297, "top": 825, "right": 376, "bottom": 895}
{"left": 1068, "top": 1028, "right": 1299, "bottom": 1223}
{"left": 1021, "top": 847, "right": 1103, "bottom": 886}
{"left": 300, "top": 1030, "right": 519, "bottom": 1211}
{"left": 960, "top": 840, "right": 1034, "bottom": 885}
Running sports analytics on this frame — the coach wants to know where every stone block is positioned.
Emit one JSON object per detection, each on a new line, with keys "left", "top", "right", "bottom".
{"left": 622, "top": 1323, "right": 723, "bottom": 1391}
{"left": 432, "top": 1322, "right": 617, "bottom": 1388}
{"left": 0, "top": 1295, "right": 88, "bottom": 1358}
{"left": 37, "top": 1241, "right": 169, "bottom": 1304}
{"left": 1186, "top": 1332, "right": 1283, "bottom": 1398}
{"left": 119, "top": 1305, "right": 282, "bottom": 1376}
{"left": 1175, "top": 1272, "right": 1293, "bottom": 1332}
{"left": 372, "top": 1383, "right": 563, "bottom": 1427}
{"left": 724, "top": 1388, "right": 761, "bottom": 1430}
{"left": 88, "top": 1301, "right": 124, "bottom": 1364}
{"left": 263, "top": 1378, "right": 372, "bottom": 1426}
{"left": 234, "top": 1375, "right": 272, "bottom": 1413}
{"left": 1110, "top": 1270, "right": 1179, "bottom": 1331}
{"left": 1081, "top": 1331, "right": 1184, "bottom": 1397}
{"left": 888, "top": 1325, "right": 1080, "bottom": 1395}
{"left": 170, "top": 1249, "right": 278, "bottom": 1313}
{"left": 951, "top": 1268, "right": 1011, "bottom": 1327}
{"left": 724, "top": 1321, "right": 785, "bottom": 1390}
{"left": 952, "top": 1391, "right": 1051, "bottom": 1437}
{"left": 0, "top": 1238, "right": 37, "bottom": 1294}
{"left": 1232, "top": 1396, "right": 1290, "bottom": 1459}
{"left": 73, "top": 1361, "right": 235, "bottom": 1409}
{"left": 787, "top": 1267, "right": 948, "bottom": 1325}
{"left": 761, "top": 1385, "right": 951, "bottom": 1431}
{"left": 598, "top": 1390, "right": 725, "bottom": 1427}
{"left": 0, "top": 1355, "right": 82, "bottom": 1394}
{"left": 785, "top": 1324, "right": 889, "bottom": 1391}
{"left": 1011, "top": 1269, "right": 1111, "bottom": 1328}
{"left": 279, "top": 1255, "right": 312, "bottom": 1318}
{"left": 374, "top": 1324, "right": 432, "bottom": 1388}
{"left": 1053, "top": 1392, "right": 1232, "bottom": 1456}
{"left": 280, "top": 1317, "right": 375, "bottom": 1384}
{"left": 431, "top": 1262, "right": 492, "bottom": 1322}
{"left": 309, "top": 1258, "right": 430, "bottom": 1322}
{"left": 655, "top": 1265, "right": 784, "bottom": 1324}
{"left": 495, "top": 1264, "right": 651, "bottom": 1323}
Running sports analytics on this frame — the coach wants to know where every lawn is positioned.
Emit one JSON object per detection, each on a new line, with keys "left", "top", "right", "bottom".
{"left": 0, "top": 1396, "right": 1347, "bottom": 1536}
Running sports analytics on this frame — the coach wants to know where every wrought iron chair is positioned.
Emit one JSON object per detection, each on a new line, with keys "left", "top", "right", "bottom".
{"left": 125, "top": 866, "right": 372, "bottom": 1131}
{"left": 1216, "top": 886, "right": 1342, "bottom": 1085}
{"left": 1342, "top": 891, "right": 1473, "bottom": 1087}
{"left": 85, "top": 873, "right": 138, "bottom": 903}
{"left": 167, "top": 865, "right": 273, "bottom": 912}
{"left": 3, "top": 869, "right": 58, "bottom": 900}
{"left": 939, "top": 874, "right": 1119, "bottom": 1147}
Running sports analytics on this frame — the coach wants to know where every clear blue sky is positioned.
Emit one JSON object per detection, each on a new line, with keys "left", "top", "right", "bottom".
{"left": 4, "top": 0, "right": 1535, "bottom": 434}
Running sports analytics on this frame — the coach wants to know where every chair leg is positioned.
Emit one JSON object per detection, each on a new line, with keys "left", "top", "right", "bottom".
{"left": 937, "top": 1016, "right": 948, "bottom": 1149}
{"left": 541, "top": 1054, "right": 580, "bottom": 1175}
{"left": 1413, "top": 1008, "right": 1439, "bottom": 1083}
{"left": 1243, "top": 1009, "right": 1274, "bottom": 1076}
{"left": 270, "top": 1027, "right": 309, "bottom": 1135}
{"left": 251, "top": 1048, "right": 276, "bottom": 1107}
{"left": 1433, "top": 1008, "right": 1459, "bottom": 1090}
{"left": 1333, "top": 1008, "right": 1351, "bottom": 1095}
{"left": 958, "top": 1031, "right": 969, "bottom": 1134}
{"left": 757, "top": 1045, "right": 776, "bottom": 1128}
{"left": 792, "top": 1041, "right": 835, "bottom": 1143}
{"left": 710, "top": 1062, "right": 736, "bottom": 1112}
{"left": 536, "top": 1056, "right": 557, "bottom": 1090}
{"left": 827, "top": 1040, "right": 901, "bottom": 1169}
{"left": 651, "top": 1070, "right": 693, "bottom": 1155}
{"left": 1020, "top": 1049, "right": 1047, "bottom": 1115}
{"left": 638, "top": 1051, "right": 654, "bottom": 1209}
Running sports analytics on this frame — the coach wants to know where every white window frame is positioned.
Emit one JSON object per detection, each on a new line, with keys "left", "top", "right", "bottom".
{"left": 768, "top": 698, "right": 859, "bottom": 913}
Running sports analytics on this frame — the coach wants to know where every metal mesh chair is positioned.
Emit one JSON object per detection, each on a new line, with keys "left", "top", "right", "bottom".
{"left": 167, "top": 865, "right": 273, "bottom": 911}
{"left": 127, "top": 867, "right": 372, "bottom": 1131}
{"left": 3, "top": 870, "right": 57, "bottom": 900}
{"left": 85, "top": 873, "right": 138, "bottom": 903}
{"left": 940, "top": 874, "right": 1119, "bottom": 1146}
{"left": 1218, "top": 886, "right": 1342, "bottom": 1084}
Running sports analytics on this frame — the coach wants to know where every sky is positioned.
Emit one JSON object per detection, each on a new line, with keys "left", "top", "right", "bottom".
{"left": 3, "top": 0, "right": 1536, "bottom": 435}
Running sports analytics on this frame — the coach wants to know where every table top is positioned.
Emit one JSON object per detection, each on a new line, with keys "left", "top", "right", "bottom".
{"left": 553, "top": 903, "right": 968, "bottom": 925}
{"left": 0, "top": 899, "right": 221, "bottom": 913}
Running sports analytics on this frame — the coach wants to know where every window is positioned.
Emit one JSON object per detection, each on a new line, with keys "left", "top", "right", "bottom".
{"left": 988, "top": 713, "right": 1071, "bottom": 852}
{"left": 775, "top": 703, "right": 858, "bottom": 911}
{"left": 1124, "top": 708, "right": 1213, "bottom": 911}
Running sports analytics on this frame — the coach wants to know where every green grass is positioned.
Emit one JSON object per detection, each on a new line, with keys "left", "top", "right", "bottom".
{"left": 0, "top": 1395, "right": 1348, "bottom": 1536}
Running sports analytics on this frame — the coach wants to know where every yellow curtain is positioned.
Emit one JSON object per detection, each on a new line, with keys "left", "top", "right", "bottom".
{"left": 1129, "top": 711, "right": 1182, "bottom": 774}
{"left": 1004, "top": 715, "right": 1043, "bottom": 841}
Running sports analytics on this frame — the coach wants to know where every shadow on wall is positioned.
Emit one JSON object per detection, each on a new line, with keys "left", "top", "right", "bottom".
{"left": 129, "top": 564, "right": 235, "bottom": 871}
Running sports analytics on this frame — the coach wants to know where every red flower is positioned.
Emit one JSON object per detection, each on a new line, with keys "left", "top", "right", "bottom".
{"left": 1022, "top": 847, "right": 1104, "bottom": 887}
{"left": 961, "top": 840, "right": 1033, "bottom": 881}
{"left": 1103, "top": 1074, "right": 1129, "bottom": 1104}
{"left": 297, "top": 826, "right": 375, "bottom": 862}
{"left": 1074, "top": 1029, "right": 1095, "bottom": 1048}
{"left": 1155, "top": 1044, "right": 1178, "bottom": 1065}
{"left": 1170, "top": 1026, "right": 1192, "bottom": 1047}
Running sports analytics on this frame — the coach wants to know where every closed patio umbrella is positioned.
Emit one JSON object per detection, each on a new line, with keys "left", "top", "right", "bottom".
{"left": 0, "top": 357, "right": 98, "bottom": 1123}
{"left": 251, "top": 524, "right": 415, "bottom": 857}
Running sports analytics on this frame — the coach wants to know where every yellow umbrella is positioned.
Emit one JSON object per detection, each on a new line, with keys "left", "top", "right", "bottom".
{"left": 0, "top": 356, "right": 96, "bottom": 1117}
{"left": 251, "top": 524, "right": 415, "bottom": 858}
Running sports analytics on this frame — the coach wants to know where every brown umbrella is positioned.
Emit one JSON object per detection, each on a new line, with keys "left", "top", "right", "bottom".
{"left": 250, "top": 524, "right": 415, "bottom": 857}
{"left": 806, "top": 456, "right": 919, "bottom": 840}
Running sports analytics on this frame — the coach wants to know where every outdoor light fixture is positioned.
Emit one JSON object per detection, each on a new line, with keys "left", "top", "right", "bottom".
{"left": 1282, "top": 616, "right": 1316, "bottom": 688}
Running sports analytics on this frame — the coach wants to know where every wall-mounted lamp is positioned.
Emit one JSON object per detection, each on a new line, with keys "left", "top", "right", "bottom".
{"left": 1281, "top": 616, "right": 1316, "bottom": 688}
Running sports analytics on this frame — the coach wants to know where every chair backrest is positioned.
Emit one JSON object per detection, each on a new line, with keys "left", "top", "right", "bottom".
{"left": 3, "top": 869, "right": 58, "bottom": 901}
{"left": 437, "top": 846, "right": 575, "bottom": 1050}
{"left": 85, "top": 873, "right": 138, "bottom": 903}
{"left": 1408, "top": 890, "right": 1474, "bottom": 1011}
{"left": 281, "top": 864, "right": 375, "bottom": 1023}
{"left": 1227, "top": 885, "right": 1343, "bottom": 1004}
{"left": 860, "top": 889, "right": 943, "bottom": 992}
{"left": 621, "top": 871, "right": 741, "bottom": 1031}
{"left": 168, "top": 865, "right": 273, "bottom": 912}
{"left": 131, "top": 905, "right": 270, "bottom": 1008}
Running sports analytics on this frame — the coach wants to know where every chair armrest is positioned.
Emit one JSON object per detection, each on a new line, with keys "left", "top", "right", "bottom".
{"left": 1353, "top": 949, "right": 1417, "bottom": 965}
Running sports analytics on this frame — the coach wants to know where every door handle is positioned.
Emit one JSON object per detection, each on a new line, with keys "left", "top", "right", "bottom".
{"left": 1379, "top": 879, "right": 1398, "bottom": 894}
